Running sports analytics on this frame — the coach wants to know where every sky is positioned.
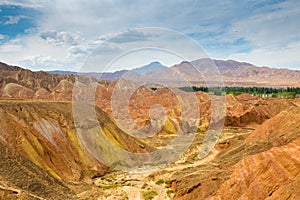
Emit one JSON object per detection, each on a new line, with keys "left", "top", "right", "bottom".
{"left": 0, "top": 0, "right": 300, "bottom": 72}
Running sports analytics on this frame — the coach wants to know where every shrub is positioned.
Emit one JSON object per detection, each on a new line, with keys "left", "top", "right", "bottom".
{"left": 98, "top": 184, "right": 121, "bottom": 189}
{"left": 142, "top": 190, "right": 158, "bottom": 200}
{"left": 165, "top": 180, "right": 171, "bottom": 188}
{"left": 155, "top": 179, "right": 164, "bottom": 185}
{"left": 167, "top": 189, "right": 174, "bottom": 197}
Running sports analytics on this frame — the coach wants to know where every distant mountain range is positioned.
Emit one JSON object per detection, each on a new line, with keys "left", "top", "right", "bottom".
{"left": 46, "top": 70, "right": 77, "bottom": 75}
{"left": 47, "top": 61, "right": 168, "bottom": 80}
{"left": 3, "top": 59, "right": 300, "bottom": 87}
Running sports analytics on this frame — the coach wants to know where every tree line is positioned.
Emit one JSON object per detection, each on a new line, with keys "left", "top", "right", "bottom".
{"left": 178, "top": 86, "right": 300, "bottom": 98}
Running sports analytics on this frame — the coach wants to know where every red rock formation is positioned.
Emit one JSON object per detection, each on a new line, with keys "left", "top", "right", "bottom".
{"left": 225, "top": 97, "right": 293, "bottom": 128}
{"left": 211, "top": 140, "right": 300, "bottom": 200}
{"left": 0, "top": 102, "right": 152, "bottom": 182}
{"left": 246, "top": 107, "right": 300, "bottom": 143}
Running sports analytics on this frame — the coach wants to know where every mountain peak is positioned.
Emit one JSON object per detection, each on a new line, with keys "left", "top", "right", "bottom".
{"left": 132, "top": 61, "right": 168, "bottom": 75}
{"left": 180, "top": 61, "right": 190, "bottom": 64}
{"left": 150, "top": 61, "right": 161, "bottom": 64}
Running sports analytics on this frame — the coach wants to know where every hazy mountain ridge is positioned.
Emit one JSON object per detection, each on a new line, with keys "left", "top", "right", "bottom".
{"left": 45, "top": 59, "right": 300, "bottom": 87}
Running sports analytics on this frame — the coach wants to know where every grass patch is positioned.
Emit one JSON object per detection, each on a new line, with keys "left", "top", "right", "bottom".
{"left": 165, "top": 180, "right": 171, "bottom": 188}
{"left": 98, "top": 184, "right": 121, "bottom": 190}
{"left": 155, "top": 179, "right": 164, "bottom": 185}
{"left": 155, "top": 179, "right": 171, "bottom": 188}
{"left": 142, "top": 190, "right": 158, "bottom": 200}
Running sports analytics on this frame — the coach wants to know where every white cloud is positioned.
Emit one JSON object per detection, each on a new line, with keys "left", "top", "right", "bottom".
{"left": 0, "top": 34, "right": 77, "bottom": 70}
{"left": 0, "top": 0, "right": 44, "bottom": 8}
{"left": 21, "top": 55, "right": 61, "bottom": 69}
{"left": 39, "top": 31, "right": 83, "bottom": 46}
{"left": 108, "top": 30, "right": 154, "bottom": 43}
{"left": 24, "top": 27, "right": 39, "bottom": 33}
{"left": 0, "top": 38, "right": 22, "bottom": 52}
{"left": 3, "top": 15, "right": 27, "bottom": 25}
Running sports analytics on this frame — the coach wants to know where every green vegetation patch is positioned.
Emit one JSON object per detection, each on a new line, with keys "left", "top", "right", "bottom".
{"left": 155, "top": 179, "right": 171, "bottom": 188}
{"left": 165, "top": 180, "right": 171, "bottom": 188}
{"left": 167, "top": 189, "right": 174, "bottom": 197}
{"left": 155, "top": 179, "right": 164, "bottom": 185}
{"left": 142, "top": 190, "right": 158, "bottom": 200}
{"left": 98, "top": 184, "right": 121, "bottom": 190}
{"left": 179, "top": 86, "right": 300, "bottom": 99}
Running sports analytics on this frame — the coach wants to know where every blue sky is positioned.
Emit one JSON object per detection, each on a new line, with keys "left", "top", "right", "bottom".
{"left": 0, "top": 0, "right": 300, "bottom": 71}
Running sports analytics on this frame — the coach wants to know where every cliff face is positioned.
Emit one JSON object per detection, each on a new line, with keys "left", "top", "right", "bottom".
{"left": 225, "top": 96, "right": 294, "bottom": 128}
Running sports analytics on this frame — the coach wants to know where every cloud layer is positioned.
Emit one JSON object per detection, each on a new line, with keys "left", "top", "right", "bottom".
{"left": 0, "top": 0, "right": 299, "bottom": 71}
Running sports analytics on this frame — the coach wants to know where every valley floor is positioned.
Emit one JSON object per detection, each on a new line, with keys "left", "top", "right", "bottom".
{"left": 73, "top": 128, "right": 253, "bottom": 200}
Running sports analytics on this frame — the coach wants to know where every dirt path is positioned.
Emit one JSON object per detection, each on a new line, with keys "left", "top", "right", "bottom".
{"left": 164, "top": 148, "right": 219, "bottom": 176}
{"left": 119, "top": 149, "right": 220, "bottom": 200}
{"left": 90, "top": 147, "right": 221, "bottom": 200}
